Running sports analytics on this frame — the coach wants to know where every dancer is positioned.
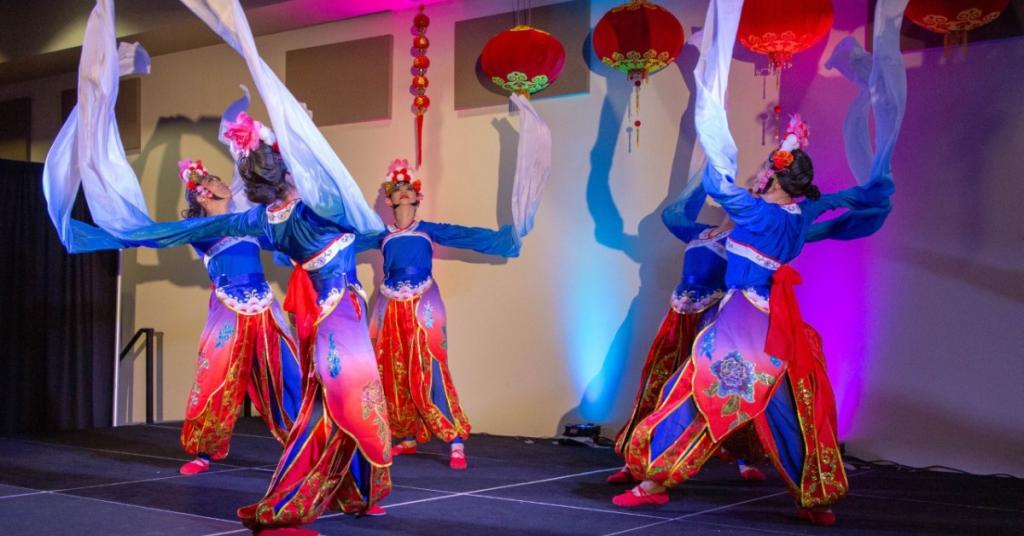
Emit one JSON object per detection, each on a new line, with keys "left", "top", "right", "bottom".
{"left": 608, "top": 186, "right": 768, "bottom": 483}
{"left": 176, "top": 159, "right": 302, "bottom": 475}
{"left": 45, "top": 1, "right": 394, "bottom": 531}
{"left": 39, "top": 0, "right": 302, "bottom": 477}
{"left": 613, "top": 0, "right": 907, "bottom": 526}
{"left": 222, "top": 127, "right": 393, "bottom": 530}
{"left": 359, "top": 154, "right": 539, "bottom": 470}
{"left": 354, "top": 86, "right": 549, "bottom": 471}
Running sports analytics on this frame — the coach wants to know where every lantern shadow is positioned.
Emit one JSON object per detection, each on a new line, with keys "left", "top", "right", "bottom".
{"left": 558, "top": 40, "right": 704, "bottom": 431}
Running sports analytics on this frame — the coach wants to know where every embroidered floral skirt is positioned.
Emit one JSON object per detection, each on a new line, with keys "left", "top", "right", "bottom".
{"left": 614, "top": 308, "right": 709, "bottom": 457}
{"left": 181, "top": 295, "right": 302, "bottom": 459}
{"left": 624, "top": 291, "right": 848, "bottom": 507}
{"left": 370, "top": 282, "right": 470, "bottom": 443}
{"left": 239, "top": 291, "right": 392, "bottom": 528}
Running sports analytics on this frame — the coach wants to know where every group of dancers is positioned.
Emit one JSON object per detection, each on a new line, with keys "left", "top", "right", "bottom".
{"left": 42, "top": 0, "right": 907, "bottom": 533}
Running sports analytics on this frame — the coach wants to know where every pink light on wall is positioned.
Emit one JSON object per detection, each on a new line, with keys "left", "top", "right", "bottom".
{"left": 289, "top": 0, "right": 445, "bottom": 17}
{"left": 249, "top": 0, "right": 447, "bottom": 31}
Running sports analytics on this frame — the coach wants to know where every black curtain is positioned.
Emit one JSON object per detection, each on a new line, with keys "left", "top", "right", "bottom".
{"left": 0, "top": 159, "right": 118, "bottom": 433}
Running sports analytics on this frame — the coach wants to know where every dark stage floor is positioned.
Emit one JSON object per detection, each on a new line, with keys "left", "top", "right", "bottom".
{"left": 0, "top": 418, "right": 1020, "bottom": 535}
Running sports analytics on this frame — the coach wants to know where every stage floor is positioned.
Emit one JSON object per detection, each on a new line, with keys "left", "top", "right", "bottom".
{"left": 0, "top": 418, "right": 1019, "bottom": 535}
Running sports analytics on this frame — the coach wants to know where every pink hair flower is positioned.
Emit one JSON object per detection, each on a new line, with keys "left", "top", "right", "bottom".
{"left": 782, "top": 113, "right": 810, "bottom": 151}
{"left": 223, "top": 112, "right": 263, "bottom": 156}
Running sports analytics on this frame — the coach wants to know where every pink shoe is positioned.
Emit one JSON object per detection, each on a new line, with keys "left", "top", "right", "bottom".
{"left": 392, "top": 442, "right": 418, "bottom": 456}
{"left": 612, "top": 485, "right": 670, "bottom": 508}
{"left": 797, "top": 506, "right": 837, "bottom": 526}
{"left": 739, "top": 465, "right": 766, "bottom": 481}
{"left": 606, "top": 469, "right": 636, "bottom": 485}
{"left": 252, "top": 527, "right": 318, "bottom": 536}
{"left": 449, "top": 449, "right": 468, "bottom": 470}
{"left": 360, "top": 504, "right": 386, "bottom": 516}
{"left": 179, "top": 457, "right": 210, "bottom": 476}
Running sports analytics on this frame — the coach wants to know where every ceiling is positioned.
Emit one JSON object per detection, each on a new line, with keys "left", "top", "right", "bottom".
{"left": 0, "top": 0, "right": 444, "bottom": 85}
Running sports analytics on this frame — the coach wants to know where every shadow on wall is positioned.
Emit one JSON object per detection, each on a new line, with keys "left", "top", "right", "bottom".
{"left": 118, "top": 114, "right": 226, "bottom": 423}
{"left": 556, "top": 39, "right": 704, "bottom": 435}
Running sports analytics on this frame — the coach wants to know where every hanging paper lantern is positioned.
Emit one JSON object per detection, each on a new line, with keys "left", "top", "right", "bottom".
{"left": 481, "top": 26, "right": 566, "bottom": 97}
{"left": 738, "top": 0, "right": 834, "bottom": 73}
{"left": 593, "top": 0, "right": 684, "bottom": 81}
{"left": 410, "top": 5, "right": 430, "bottom": 169}
{"left": 906, "top": 0, "right": 1010, "bottom": 50}
{"left": 593, "top": 0, "right": 684, "bottom": 150}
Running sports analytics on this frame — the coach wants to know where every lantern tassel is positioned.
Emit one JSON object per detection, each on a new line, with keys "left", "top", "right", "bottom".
{"left": 415, "top": 113, "right": 424, "bottom": 169}
{"left": 773, "top": 105, "right": 781, "bottom": 144}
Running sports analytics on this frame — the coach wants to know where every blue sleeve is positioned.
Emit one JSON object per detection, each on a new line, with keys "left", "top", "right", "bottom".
{"left": 805, "top": 171, "right": 894, "bottom": 242}
{"left": 62, "top": 206, "right": 268, "bottom": 254}
{"left": 661, "top": 183, "right": 713, "bottom": 243}
{"left": 354, "top": 232, "right": 385, "bottom": 253}
{"left": 420, "top": 221, "right": 521, "bottom": 258}
{"left": 701, "top": 164, "right": 782, "bottom": 234}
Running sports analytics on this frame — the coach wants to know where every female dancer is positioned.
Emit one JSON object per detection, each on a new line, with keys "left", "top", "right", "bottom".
{"left": 45, "top": 2, "right": 394, "bottom": 531}
{"left": 361, "top": 157, "right": 527, "bottom": 471}
{"left": 40, "top": 0, "right": 302, "bottom": 478}
{"left": 356, "top": 86, "right": 548, "bottom": 471}
{"left": 613, "top": 0, "right": 907, "bottom": 526}
{"left": 608, "top": 186, "right": 769, "bottom": 483}
{"left": 221, "top": 128, "right": 392, "bottom": 530}
{"left": 176, "top": 159, "right": 302, "bottom": 475}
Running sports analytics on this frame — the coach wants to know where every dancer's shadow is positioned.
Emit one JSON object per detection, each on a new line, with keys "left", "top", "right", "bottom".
{"left": 118, "top": 114, "right": 227, "bottom": 423}
{"left": 557, "top": 39, "right": 702, "bottom": 432}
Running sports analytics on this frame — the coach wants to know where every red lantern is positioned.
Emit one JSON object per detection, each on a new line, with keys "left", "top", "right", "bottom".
{"left": 738, "top": 0, "right": 834, "bottom": 73}
{"left": 593, "top": 0, "right": 684, "bottom": 81}
{"left": 481, "top": 25, "right": 566, "bottom": 97}
{"left": 593, "top": 0, "right": 684, "bottom": 150}
{"left": 906, "top": 0, "right": 1009, "bottom": 50}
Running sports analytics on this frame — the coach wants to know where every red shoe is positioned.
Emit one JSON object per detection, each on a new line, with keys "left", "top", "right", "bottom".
{"left": 797, "top": 506, "right": 837, "bottom": 526}
{"left": 252, "top": 527, "right": 318, "bottom": 536}
{"left": 360, "top": 504, "right": 386, "bottom": 517}
{"left": 612, "top": 485, "right": 670, "bottom": 508}
{"left": 606, "top": 469, "right": 636, "bottom": 485}
{"left": 739, "top": 465, "right": 766, "bottom": 481}
{"left": 237, "top": 503, "right": 258, "bottom": 521}
{"left": 392, "top": 442, "right": 418, "bottom": 456}
{"left": 449, "top": 449, "right": 468, "bottom": 470}
{"left": 179, "top": 457, "right": 210, "bottom": 476}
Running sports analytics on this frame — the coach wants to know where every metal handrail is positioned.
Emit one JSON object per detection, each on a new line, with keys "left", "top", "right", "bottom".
{"left": 118, "top": 328, "right": 156, "bottom": 424}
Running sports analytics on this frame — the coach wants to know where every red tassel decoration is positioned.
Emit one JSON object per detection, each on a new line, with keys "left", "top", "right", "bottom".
{"left": 415, "top": 113, "right": 424, "bottom": 171}
{"left": 411, "top": 5, "right": 430, "bottom": 169}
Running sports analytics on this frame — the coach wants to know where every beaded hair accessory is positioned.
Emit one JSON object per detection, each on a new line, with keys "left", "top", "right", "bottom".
{"left": 178, "top": 159, "right": 213, "bottom": 198}
{"left": 754, "top": 114, "right": 810, "bottom": 194}
{"left": 381, "top": 158, "right": 423, "bottom": 196}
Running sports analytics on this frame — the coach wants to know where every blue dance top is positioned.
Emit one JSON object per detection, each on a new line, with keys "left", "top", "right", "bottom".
{"left": 357, "top": 221, "right": 519, "bottom": 297}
